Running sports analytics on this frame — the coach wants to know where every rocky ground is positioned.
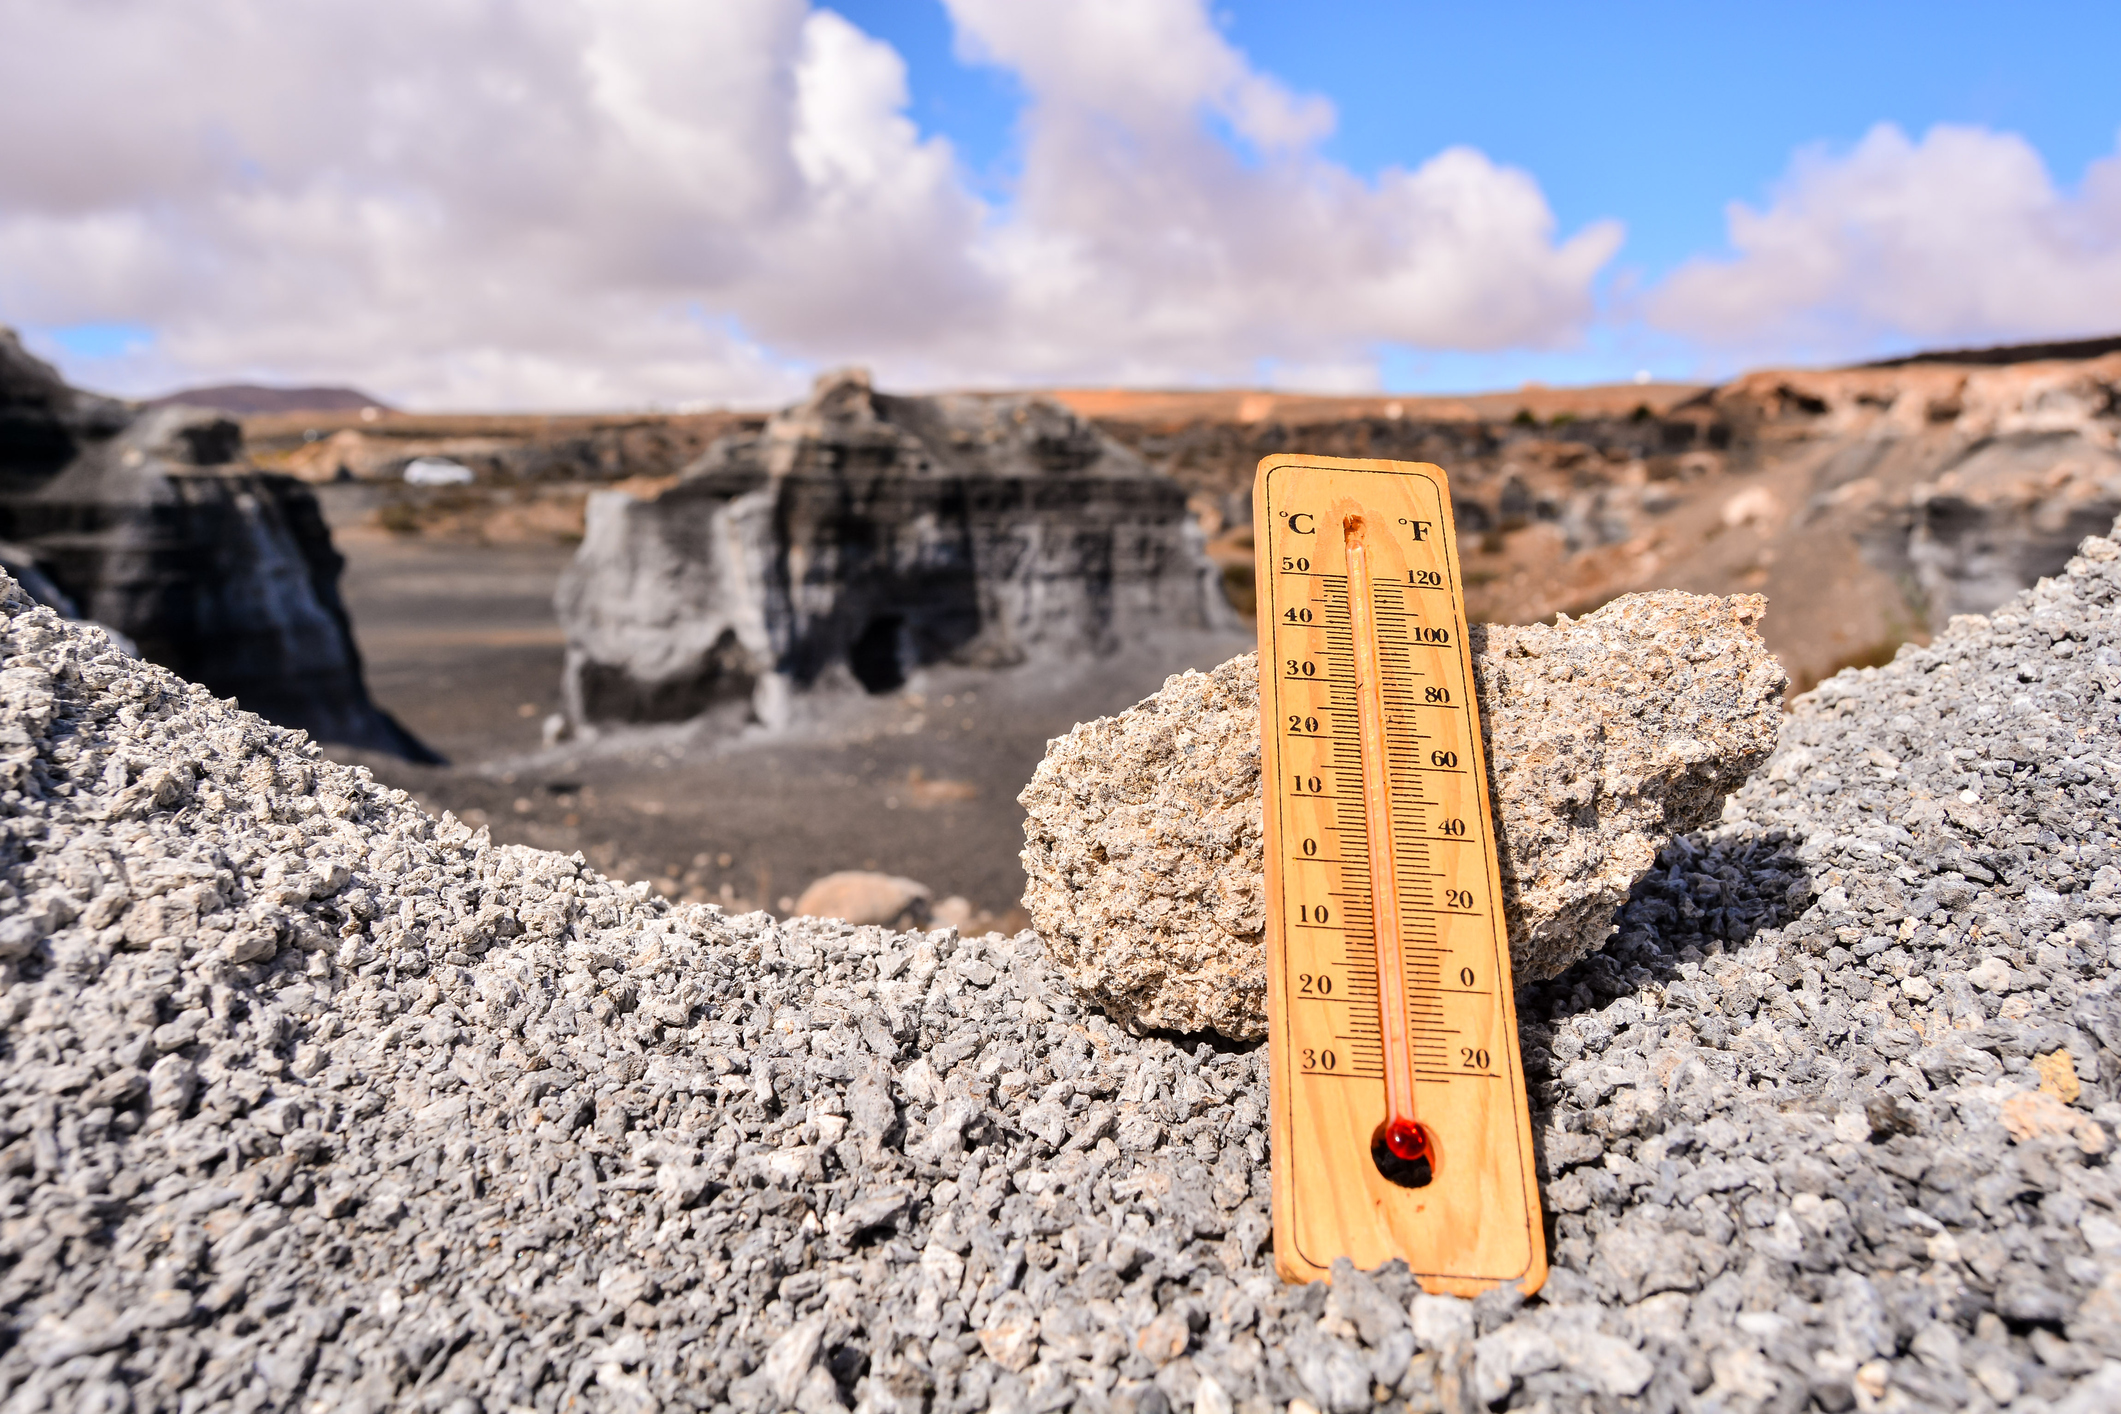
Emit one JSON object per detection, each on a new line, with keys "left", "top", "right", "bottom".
{"left": 0, "top": 519, "right": 2118, "bottom": 1412}
{"left": 325, "top": 530, "right": 1245, "bottom": 926}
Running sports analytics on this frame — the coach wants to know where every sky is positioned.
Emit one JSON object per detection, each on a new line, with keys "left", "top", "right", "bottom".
{"left": 2, "top": 0, "right": 2119, "bottom": 409}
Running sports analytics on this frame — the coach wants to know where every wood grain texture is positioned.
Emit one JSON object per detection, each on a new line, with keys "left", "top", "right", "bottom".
{"left": 1253, "top": 454, "right": 1547, "bottom": 1296}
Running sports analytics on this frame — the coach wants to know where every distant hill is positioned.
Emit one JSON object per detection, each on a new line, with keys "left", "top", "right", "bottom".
{"left": 143, "top": 384, "right": 392, "bottom": 416}
{"left": 1858, "top": 333, "right": 2121, "bottom": 369}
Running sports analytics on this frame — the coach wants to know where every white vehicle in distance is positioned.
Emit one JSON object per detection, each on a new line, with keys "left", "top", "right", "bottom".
{"left": 401, "top": 456, "right": 475, "bottom": 486}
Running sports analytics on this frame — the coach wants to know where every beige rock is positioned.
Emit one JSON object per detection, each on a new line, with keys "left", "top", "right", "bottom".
{"left": 1479, "top": 591, "right": 1787, "bottom": 979}
{"left": 1134, "top": 1310, "right": 1192, "bottom": 1366}
{"left": 2035, "top": 1048, "right": 2083, "bottom": 1104}
{"left": 792, "top": 871, "right": 931, "bottom": 929}
{"left": 1018, "top": 590, "right": 1786, "bottom": 1039}
{"left": 2001, "top": 1089, "right": 2109, "bottom": 1155}
{"left": 978, "top": 1291, "right": 1041, "bottom": 1372}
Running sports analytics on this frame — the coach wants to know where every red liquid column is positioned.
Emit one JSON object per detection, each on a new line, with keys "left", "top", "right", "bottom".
{"left": 1342, "top": 516, "right": 1429, "bottom": 1167}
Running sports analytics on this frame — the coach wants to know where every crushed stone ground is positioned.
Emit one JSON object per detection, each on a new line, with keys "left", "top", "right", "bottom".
{"left": 0, "top": 517, "right": 2119, "bottom": 1413}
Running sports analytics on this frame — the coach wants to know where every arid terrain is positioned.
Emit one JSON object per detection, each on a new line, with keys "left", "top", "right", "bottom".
{"left": 325, "top": 516, "right": 1240, "bottom": 926}
{"left": 281, "top": 344, "right": 2120, "bottom": 920}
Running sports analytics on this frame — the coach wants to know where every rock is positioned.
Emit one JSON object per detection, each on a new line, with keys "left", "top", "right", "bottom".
{"left": 1016, "top": 654, "right": 1266, "bottom": 1038}
{"left": 1893, "top": 367, "right": 2121, "bottom": 624}
{"left": 1291, "top": 1330, "right": 1373, "bottom": 1413}
{"left": 0, "top": 327, "right": 435, "bottom": 760}
{"left": 1134, "top": 1310, "right": 1191, "bottom": 1365}
{"left": 2037, "top": 1048, "right": 2085, "bottom": 1103}
{"left": 1472, "top": 1326, "right": 1561, "bottom": 1404}
{"left": 977, "top": 1291, "right": 1041, "bottom": 1372}
{"left": 1557, "top": 1328, "right": 1654, "bottom": 1398}
{"left": 1408, "top": 1293, "right": 1475, "bottom": 1350}
{"left": 401, "top": 456, "right": 475, "bottom": 486}
{"left": 556, "top": 368, "right": 1238, "bottom": 733}
{"left": 732, "top": 1316, "right": 827, "bottom": 1410}
{"left": 793, "top": 871, "right": 933, "bottom": 929}
{"left": 1018, "top": 589, "right": 1784, "bottom": 1038}
{"left": 2001, "top": 1090, "right": 2109, "bottom": 1154}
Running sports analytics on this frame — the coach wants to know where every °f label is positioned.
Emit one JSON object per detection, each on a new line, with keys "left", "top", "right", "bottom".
{"left": 1254, "top": 454, "right": 1545, "bottom": 1296}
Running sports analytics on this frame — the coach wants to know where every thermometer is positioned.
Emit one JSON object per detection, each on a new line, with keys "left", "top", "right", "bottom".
{"left": 1254, "top": 454, "right": 1546, "bottom": 1296}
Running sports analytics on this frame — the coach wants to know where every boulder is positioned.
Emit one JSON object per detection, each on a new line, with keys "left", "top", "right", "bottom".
{"left": 0, "top": 327, "right": 435, "bottom": 760}
{"left": 793, "top": 871, "right": 933, "bottom": 929}
{"left": 555, "top": 368, "right": 1238, "bottom": 733}
{"left": 1018, "top": 590, "right": 1786, "bottom": 1038}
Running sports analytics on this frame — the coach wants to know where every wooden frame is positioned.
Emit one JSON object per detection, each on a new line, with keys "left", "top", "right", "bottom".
{"left": 1253, "top": 454, "right": 1546, "bottom": 1295}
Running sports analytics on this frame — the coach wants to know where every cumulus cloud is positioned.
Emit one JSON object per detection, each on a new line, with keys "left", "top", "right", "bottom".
{"left": 0, "top": 0, "right": 1617, "bottom": 406}
{"left": 943, "top": 0, "right": 1621, "bottom": 387}
{"left": 1649, "top": 123, "right": 2121, "bottom": 356}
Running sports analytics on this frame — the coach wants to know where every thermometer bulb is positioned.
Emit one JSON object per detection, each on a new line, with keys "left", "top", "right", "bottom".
{"left": 1384, "top": 1117, "right": 1430, "bottom": 1164}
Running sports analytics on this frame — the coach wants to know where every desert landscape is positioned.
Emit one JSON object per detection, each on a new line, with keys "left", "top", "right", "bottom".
{"left": 9, "top": 6, "right": 2121, "bottom": 1411}
{"left": 1, "top": 338, "right": 2119, "bottom": 1410}
{"left": 144, "top": 336, "right": 2116, "bottom": 931}
{"left": 7, "top": 276, "right": 2121, "bottom": 1414}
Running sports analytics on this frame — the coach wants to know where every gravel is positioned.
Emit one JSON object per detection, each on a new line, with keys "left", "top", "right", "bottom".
{"left": 1, "top": 516, "right": 2120, "bottom": 1413}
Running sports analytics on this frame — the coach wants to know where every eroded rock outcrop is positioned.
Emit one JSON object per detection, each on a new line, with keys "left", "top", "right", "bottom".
{"left": 0, "top": 328, "right": 434, "bottom": 760}
{"left": 556, "top": 370, "right": 1237, "bottom": 732}
{"left": 1093, "top": 347, "right": 2121, "bottom": 690}
{"left": 1018, "top": 591, "right": 1786, "bottom": 1038}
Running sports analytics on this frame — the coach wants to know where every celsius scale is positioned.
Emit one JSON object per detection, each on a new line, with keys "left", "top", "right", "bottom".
{"left": 1253, "top": 454, "right": 1546, "bottom": 1296}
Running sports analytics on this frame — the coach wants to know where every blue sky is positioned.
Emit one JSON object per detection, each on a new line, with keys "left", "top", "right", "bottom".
{"left": 832, "top": 0, "right": 2121, "bottom": 387}
{"left": 4, "top": 0, "right": 2119, "bottom": 406}
{"left": 846, "top": 0, "right": 2121, "bottom": 280}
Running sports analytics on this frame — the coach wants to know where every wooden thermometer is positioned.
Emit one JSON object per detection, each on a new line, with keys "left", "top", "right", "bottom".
{"left": 1253, "top": 454, "right": 1546, "bottom": 1296}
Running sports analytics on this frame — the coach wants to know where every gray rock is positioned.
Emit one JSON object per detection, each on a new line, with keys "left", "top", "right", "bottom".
{"left": 0, "top": 327, "right": 436, "bottom": 761}
{"left": 556, "top": 368, "right": 1238, "bottom": 733}
{"left": 1291, "top": 1326, "right": 1373, "bottom": 1413}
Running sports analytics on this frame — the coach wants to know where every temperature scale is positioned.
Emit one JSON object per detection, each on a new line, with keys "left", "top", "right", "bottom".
{"left": 1254, "top": 454, "right": 1546, "bottom": 1295}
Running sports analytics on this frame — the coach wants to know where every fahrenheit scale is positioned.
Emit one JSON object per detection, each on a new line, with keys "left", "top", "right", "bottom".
{"left": 1254, "top": 454, "right": 1546, "bottom": 1295}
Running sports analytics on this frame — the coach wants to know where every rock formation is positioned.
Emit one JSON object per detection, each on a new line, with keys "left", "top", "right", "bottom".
{"left": 0, "top": 328, "right": 435, "bottom": 760}
{"left": 255, "top": 408, "right": 756, "bottom": 486}
{"left": 219, "top": 341, "right": 2121, "bottom": 700}
{"left": 1088, "top": 348, "right": 2121, "bottom": 690}
{"left": 555, "top": 370, "right": 1238, "bottom": 732}
{"left": 1018, "top": 591, "right": 1786, "bottom": 1038}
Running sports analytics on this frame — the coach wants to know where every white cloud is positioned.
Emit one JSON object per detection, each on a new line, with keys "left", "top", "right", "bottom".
{"left": 0, "top": 0, "right": 1618, "bottom": 406}
{"left": 939, "top": 0, "right": 1622, "bottom": 387}
{"left": 1649, "top": 122, "right": 2121, "bottom": 356}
